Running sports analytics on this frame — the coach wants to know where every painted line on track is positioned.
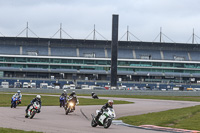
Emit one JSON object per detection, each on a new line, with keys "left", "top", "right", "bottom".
{"left": 112, "top": 120, "right": 200, "bottom": 133}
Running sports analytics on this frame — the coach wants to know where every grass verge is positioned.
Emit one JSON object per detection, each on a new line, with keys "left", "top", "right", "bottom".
{"left": 2, "top": 92, "right": 200, "bottom": 102}
{"left": 90, "top": 94, "right": 200, "bottom": 102}
{"left": 118, "top": 105, "right": 200, "bottom": 131}
{"left": 0, "top": 93, "right": 132, "bottom": 107}
{"left": 0, "top": 127, "right": 41, "bottom": 133}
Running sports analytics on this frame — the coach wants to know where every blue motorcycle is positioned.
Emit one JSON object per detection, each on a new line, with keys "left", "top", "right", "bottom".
{"left": 11, "top": 96, "right": 19, "bottom": 108}
{"left": 59, "top": 96, "right": 65, "bottom": 107}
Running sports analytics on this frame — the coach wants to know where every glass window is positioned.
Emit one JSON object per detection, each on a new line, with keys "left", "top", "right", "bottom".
{"left": 174, "top": 63, "right": 184, "bottom": 68}
{"left": 96, "top": 60, "right": 107, "bottom": 65}
{"left": 73, "top": 60, "right": 83, "bottom": 64}
{"left": 0, "top": 57, "right": 4, "bottom": 61}
{"left": 84, "top": 60, "right": 95, "bottom": 64}
{"left": 16, "top": 58, "right": 26, "bottom": 62}
{"left": 5, "top": 57, "right": 15, "bottom": 62}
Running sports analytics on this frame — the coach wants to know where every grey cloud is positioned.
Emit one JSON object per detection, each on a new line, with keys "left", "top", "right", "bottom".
{"left": 0, "top": 0, "right": 200, "bottom": 43}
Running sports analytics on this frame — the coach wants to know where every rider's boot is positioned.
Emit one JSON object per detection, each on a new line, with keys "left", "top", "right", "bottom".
{"left": 25, "top": 110, "right": 28, "bottom": 118}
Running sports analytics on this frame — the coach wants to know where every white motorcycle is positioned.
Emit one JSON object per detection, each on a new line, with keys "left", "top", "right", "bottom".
{"left": 91, "top": 108, "right": 116, "bottom": 128}
{"left": 25, "top": 101, "right": 40, "bottom": 119}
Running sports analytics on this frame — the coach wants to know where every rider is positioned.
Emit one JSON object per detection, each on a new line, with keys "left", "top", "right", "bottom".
{"left": 11, "top": 90, "right": 22, "bottom": 104}
{"left": 69, "top": 91, "right": 76, "bottom": 97}
{"left": 66, "top": 91, "right": 79, "bottom": 110}
{"left": 91, "top": 92, "right": 98, "bottom": 99}
{"left": 91, "top": 92, "right": 95, "bottom": 97}
{"left": 11, "top": 94, "right": 16, "bottom": 104}
{"left": 95, "top": 100, "right": 114, "bottom": 122}
{"left": 15, "top": 90, "right": 22, "bottom": 103}
{"left": 60, "top": 90, "right": 68, "bottom": 103}
{"left": 26, "top": 95, "right": 42, "bottom": 114}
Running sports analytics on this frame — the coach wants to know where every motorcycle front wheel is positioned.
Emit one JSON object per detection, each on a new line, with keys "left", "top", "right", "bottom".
{"left": 104, "top": 119, "right": 112, "bottom": 129}
{"left": 30, "top": 111, "right": 36, "bottom": 119}
{"left": 91, "top": 118, "right": 97, "bottom": 127}
{"left": 65, "top": 107, "right": 70, "bottom": 115}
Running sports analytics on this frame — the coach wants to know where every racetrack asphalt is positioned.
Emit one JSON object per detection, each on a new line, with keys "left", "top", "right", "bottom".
{"left": 0, "top": 96, "right": 200, "bottom": 133}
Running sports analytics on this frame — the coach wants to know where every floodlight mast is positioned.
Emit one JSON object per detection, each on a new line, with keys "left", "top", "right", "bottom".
{"left": 110, "top": 14, "right": 119, "bottom": 90}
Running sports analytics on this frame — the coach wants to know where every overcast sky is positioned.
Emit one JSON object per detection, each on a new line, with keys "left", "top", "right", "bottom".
{"left": 0, "top": 0, "right": 200, "bottom": 43}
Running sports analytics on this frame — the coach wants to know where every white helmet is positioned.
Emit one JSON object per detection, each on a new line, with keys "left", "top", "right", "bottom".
{"left": 36, "top": 95, "right": 41, "bottom": 99}
{"left": 17, "top": 90, "right": 21, "bottom": 93}
{"left": 108, "top": 100, "right": 114, "bottom": 106}
{"left": 64, "top": 90, "right": 67, "bottom": 92}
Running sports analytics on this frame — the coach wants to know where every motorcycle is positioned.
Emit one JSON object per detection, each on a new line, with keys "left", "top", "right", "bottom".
{"left": 92, "top": 94, "right": 99, "bottom": 99}
{"left": 64, "top": 98, "right": 75, "bottom": 115}
{"left": 59, "top": 96, "right": 65, "bottom": 107}
{"left": 11, "top": 96, "right": 20, "bottom": 108}
{"left": 91, "top": 108, "right": 116, "bottom": 129}
{"left": 65, "top": 97, "right": 79, "bottom": 115}
{"left": 25, "top": 101, "right": 40, "bottom": 119}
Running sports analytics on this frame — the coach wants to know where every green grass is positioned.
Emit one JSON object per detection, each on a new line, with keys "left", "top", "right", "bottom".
{"left": 0, "top": 93, "right": 132, "bottom": 107}
{"left": 3, "top": 92, "right": 200, "bottom": 102}
{"left": 0, "top": 127, "right": 41, "bottom": 133}
{"left": 118, "top": 105, "right": 200, "bottom": 131}
{"left": 90, "top": 94, "right": 200, "bottom": 102}
{"left": 1, "top": 92, "right": 200, "bottom": 131}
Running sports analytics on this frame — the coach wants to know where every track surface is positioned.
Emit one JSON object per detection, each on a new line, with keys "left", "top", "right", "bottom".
{"left": 1, "top": 97, "right": 200, "bottom": 133}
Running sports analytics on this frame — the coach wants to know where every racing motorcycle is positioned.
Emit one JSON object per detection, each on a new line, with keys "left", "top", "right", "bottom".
{"left": 91, "top": 92, "right": 99, "bottom": 99}
{"left": 92, "top": 94, "right": 99, "bottom": 99}
{"left": 65, "top": 97, "right": 79, "bottom": 115}
{"left": 25, "top": 101, "right": 40, "bottom": 119}
{"left": 91, "top": 108, "right": 116, "bottom": 129}
{"left": 11, "top": 96, "right": 20, "bottom": 108}
{"left": 65, "top": 98, "right": 76, "bottom": 115}
{"left": 59, "top": 95, "right": 65, "bottom": 107}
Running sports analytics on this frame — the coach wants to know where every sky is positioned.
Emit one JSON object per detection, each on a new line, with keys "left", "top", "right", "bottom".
{"left": 0, "top": 0, "right": 200, "bottom": 43}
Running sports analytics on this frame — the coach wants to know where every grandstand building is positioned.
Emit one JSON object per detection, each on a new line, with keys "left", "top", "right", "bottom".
{"left": 0, "top": 36, "right": 200, "bottom": 88}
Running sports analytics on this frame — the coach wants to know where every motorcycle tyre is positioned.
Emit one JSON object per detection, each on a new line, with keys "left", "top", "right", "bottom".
{"left": 30, "top": 111, "right": 36, "bottom": 119}
{"left": 91, "top": 118, "right": 98, "bottom": 127}
{"left": 104, "top": 119, "right": 112, "bottom": 129}
{"left": 65, "top": 108, "right": 70, "bottom": 115}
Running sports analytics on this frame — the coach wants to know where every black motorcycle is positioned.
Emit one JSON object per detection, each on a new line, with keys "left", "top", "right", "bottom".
{"left": 92, "top": 93, "right": 99, "bottom": 99}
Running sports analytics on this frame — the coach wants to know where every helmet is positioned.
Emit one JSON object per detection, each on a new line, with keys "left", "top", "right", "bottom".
{"left": 72, "top": 91, "right": 75, "bottom": 93}
{"left": 108, "top": 100, "right": 114, "bottom": 106}
{"left": 17, "top": 90, "right": 21, "bottom": 93}
{"left": 36, "top": 95, "right": 41, "bottom": 100}
{"left": 64, "top": 90, "right": 67, "bottom": 93}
